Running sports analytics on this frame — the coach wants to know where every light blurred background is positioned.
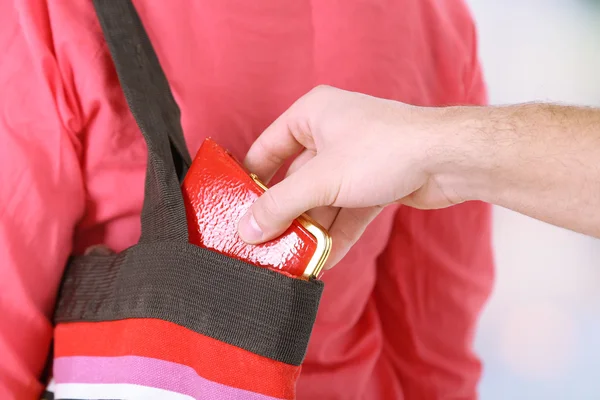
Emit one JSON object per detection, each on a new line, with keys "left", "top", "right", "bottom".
{"left": 466, "top": 0, "right": 600, "bottom": 398}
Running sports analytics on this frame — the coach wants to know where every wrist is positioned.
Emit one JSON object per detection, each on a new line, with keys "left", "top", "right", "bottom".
{"left": 425, "top": 105, "right": 507, "bottom": 204}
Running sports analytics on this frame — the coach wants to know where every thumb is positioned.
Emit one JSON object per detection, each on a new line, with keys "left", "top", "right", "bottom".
{"left": 238, "top": 156, "right": 340, "bottom": 243}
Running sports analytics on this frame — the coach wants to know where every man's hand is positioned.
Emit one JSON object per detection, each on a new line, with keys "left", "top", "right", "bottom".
{"left": 238, "top": 86, "right": 600, "bottom": 268}
{"left": 238, "top": 86, "right": 469, "bottom": 267}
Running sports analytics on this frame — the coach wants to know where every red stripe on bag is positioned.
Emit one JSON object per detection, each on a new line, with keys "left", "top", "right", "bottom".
{"left": 55, "top": 319, "right": 300, "bottom": 399}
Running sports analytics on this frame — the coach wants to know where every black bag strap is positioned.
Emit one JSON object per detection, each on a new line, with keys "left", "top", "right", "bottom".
{"left": 93, "top": 0, "right": 192, "bottom": 243}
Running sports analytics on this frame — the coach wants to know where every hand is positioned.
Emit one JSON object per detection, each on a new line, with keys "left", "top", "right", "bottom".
{"left": 238, "top": 85, "right": 468, "bottom": 268}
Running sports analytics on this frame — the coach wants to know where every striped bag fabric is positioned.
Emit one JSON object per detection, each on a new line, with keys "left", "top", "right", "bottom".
{"left": 43, "top": 1, "right": 323, "bottom": 399}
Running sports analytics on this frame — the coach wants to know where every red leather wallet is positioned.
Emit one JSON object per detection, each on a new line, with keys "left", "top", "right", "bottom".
{"left": 182, "top": 138, "right": 331, "bottom": 279}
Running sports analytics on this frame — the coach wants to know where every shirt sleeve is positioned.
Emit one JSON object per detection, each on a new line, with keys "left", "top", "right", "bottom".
{"left": 0, "top": 1, "right": 85, "bottom": 397}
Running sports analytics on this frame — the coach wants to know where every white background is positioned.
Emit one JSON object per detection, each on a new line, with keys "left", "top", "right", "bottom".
{"left": 466, "top": 0, "right": 600, "bottom": 398}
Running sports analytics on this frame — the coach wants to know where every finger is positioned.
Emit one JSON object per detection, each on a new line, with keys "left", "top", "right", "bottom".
{"left": 324, "top": 206, "right": 383, "bottom": 269}
{"left": 84, "top": 245, "right": 114, "bottom": 256}
{"left": 238, "top": 155, "right": 340, "bottom": 243}
{"left": 306, "top": 206, "right": 339, "bottom": 231}
{"left": 285, "top": 148, "right": 316, "bottom": 178}
{"left": 283, "top": 149, "right": 339, "bottom": 229}
{"left": 244, "top": 91, "right": 319, "bottom": 182}
{"left": 244, "top": 84, "right": 336, "bottom": 182}
{"left": 284, "top": 149, "right": 340, "bottom": 228}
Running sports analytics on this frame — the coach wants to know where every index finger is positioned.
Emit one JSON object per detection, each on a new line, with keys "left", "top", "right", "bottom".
{"left": 244, "top": 95, "right": 316, "bottom": 183}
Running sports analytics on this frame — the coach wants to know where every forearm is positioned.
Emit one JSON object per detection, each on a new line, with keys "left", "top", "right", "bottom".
{"left": 438, "top": 103, "right": 600, "bottom": 237}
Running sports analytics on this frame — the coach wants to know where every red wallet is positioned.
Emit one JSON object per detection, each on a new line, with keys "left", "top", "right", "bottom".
{"left": 182, "top": 138, "right": 331, "bottom": 279}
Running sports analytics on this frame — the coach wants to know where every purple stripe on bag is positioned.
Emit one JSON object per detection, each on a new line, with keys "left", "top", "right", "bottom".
{"left": 54, "top": 355, "right": 283, "bottom": 400}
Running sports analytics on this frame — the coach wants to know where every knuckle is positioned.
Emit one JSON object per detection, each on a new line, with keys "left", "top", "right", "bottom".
{"left": 255, "top": 137, "right": 285, "bottom": 166}
{"left": 308, "top": 84, "right": 333, "bottom": 99}
{"left": 335, "top": 225, "right": 358, "bottom": 251}
{"left": 321, "top": 177, "right": 342, "bottom": 206}
{"left": 305, "top": 177, "right": 335, "bottom": 208}
{"left": 287, "top": 117, "right": 314, "bottom": 148}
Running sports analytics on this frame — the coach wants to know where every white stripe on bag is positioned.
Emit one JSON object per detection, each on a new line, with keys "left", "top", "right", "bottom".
{"left": 53, "top": 382, "right": 194, "bottom": 400}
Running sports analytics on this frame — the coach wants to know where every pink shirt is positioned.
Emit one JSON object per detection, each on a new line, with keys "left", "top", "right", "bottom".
{"left": 0, "top": 1, "right": 494, "bottom": 398}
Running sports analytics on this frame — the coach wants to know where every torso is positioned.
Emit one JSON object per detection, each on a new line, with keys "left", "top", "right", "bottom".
{"left": 55, "top": 1, "right": 484, "bottom": 398}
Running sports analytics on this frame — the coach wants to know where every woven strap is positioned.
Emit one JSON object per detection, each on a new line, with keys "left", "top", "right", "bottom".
{"left": 55, "top": 242, "right": 323, "bottom": 365}
{"left": 93, "top": 0, "right": 191, "bottom": 243}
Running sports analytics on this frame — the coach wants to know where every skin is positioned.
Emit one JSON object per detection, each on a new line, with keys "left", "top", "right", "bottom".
{"left": 238, "top": 85, "right": 600, "bottom": 268}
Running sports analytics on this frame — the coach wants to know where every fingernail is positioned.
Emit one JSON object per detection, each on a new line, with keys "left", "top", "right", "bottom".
{"left": 238, "top": 211, "right": 264, "bottom": 243}
{"left": 84, "top": 245, "right": 114, "bottom": 256}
